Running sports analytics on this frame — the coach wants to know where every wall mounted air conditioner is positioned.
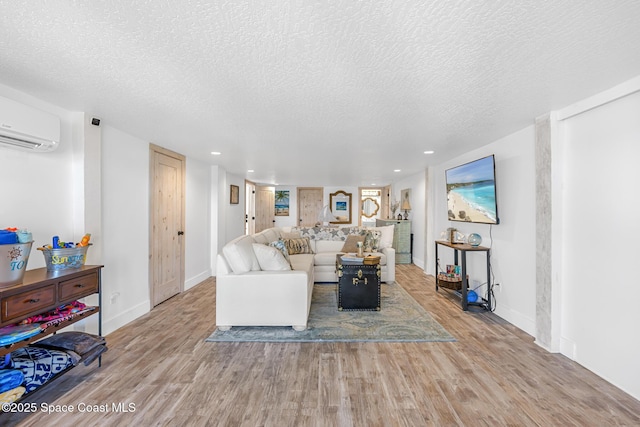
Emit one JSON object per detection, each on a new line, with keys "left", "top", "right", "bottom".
{"left": 0, "top": 96, "right": 60, "bottom": 152}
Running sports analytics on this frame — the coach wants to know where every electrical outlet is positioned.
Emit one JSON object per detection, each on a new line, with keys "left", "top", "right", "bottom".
{"left": 110, "top": 292, "right": 120, "bottom": 304}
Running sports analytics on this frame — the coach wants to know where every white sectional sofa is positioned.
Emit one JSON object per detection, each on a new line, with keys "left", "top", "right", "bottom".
{"left": 215, "top": 225, "right": 395, "bottom": 331}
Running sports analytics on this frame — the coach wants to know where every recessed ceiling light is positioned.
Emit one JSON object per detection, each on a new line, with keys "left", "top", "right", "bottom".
{"left": 394, "top": 169, "right": 401, "bottom": 172}
{"left": 247, "top": 169, "right": 254, "bottom": 173}
{"left": 211, "top": 151, "right": 221, "bottom": 155}
{"left": 424, "top": 150, "right": 434, "bottom": 154}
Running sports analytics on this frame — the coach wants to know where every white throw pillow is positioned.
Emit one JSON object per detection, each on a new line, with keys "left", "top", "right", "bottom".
{"left": 252, "top": 243, "right": 292, "bottom": 271}
{"left": 375, "top": 225, "right": 395, "bottom": 249}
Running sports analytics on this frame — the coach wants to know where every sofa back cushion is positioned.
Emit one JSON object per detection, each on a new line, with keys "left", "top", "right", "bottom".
{"left": 315, "top": 240, "right": 345, "bottom": 253}
{"left": 222, "top": 235, "right": 261, "bottom": 274}
{"left": 293, "top": 226, "right": 364, "bottom": 241}
{"left": 253, "top": 227, "right": 281, "bottom": 244}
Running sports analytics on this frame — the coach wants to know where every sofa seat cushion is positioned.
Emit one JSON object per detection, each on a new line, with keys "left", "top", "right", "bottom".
{"left": 289, "top": 254, "right": 315, "bottom": 274}
{"left": 313, "top": 251, "right": 341, "bottom": 266}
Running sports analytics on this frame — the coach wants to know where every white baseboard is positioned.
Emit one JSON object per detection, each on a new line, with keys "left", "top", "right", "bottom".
{"left": 185, "top": 269, "right": 212, "bottom": 291}
{"left": 494, "top": 305, "right": 536, "bottom": 337}
{"left": 560, "top": 337, "right": 578, "bottom": 360}
{"left": 103, "top": 300, "right": 150, "bottom": 336}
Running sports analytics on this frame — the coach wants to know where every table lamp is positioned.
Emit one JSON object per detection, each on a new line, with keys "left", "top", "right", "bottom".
{"left": 401, "top": 198, "right": 411, "bottom": 220}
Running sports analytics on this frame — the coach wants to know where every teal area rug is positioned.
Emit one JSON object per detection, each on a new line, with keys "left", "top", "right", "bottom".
{"left": 206, "top": 282, "right": 455, "bottom": 343}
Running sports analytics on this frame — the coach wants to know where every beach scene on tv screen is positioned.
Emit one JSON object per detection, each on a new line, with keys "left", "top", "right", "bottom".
{"left": 446, "top": 156, "right": 498, "bottom": 224}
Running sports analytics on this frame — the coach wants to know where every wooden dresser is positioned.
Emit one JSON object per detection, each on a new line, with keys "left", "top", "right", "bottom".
{"left": 0, "top": 265, "right": 102, "bottom": 356}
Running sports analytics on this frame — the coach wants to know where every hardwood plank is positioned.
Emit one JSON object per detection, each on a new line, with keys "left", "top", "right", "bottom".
{"left": 4, "top": 266, "right": 640, "bottom": 426}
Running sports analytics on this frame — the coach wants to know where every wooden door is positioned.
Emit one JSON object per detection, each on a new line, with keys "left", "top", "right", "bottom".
{"left": 245, "top": 180, "right": 256, "bottom": 235}
{"left": 297, "top": 187, "right": 323, "bottom": 227}
{"left": 382, "top": 185, "right": 391, "bottom": 219}
{"left": 149, "top": 144, "right": 185, "bottom": 307}
{"left": 255, "top": 186, "right": 274, "bottom": 233}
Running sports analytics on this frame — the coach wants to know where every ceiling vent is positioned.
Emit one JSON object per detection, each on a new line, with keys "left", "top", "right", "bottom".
{"left": 0, "top": 96, "right": 60, "bottom": 152}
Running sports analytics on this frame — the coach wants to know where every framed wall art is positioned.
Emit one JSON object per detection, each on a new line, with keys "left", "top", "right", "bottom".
{"left": 275, "top": 190, "right": 290, "bottom": 216}
{"left": 329, "top": 190, "right": 352, "bottom": 224}
{"left": 230, "top": 184, "right": 239, "bottom": 204}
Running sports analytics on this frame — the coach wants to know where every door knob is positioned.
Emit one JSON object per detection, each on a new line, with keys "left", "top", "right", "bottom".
{"left": 178, "top": 231, "right": 184, "bottom": 236}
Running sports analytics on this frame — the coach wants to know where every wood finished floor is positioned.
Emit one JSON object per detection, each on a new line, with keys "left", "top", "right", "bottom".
{"left": 5, "top": 264, "right": 640, "bottom": 426}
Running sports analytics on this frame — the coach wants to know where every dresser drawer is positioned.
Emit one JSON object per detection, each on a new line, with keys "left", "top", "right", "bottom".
{"left": 2, "top": 285, "right": 56, "bottom": 322}
{"left": 59, "top": 272, "right": 99, "bottom": 301}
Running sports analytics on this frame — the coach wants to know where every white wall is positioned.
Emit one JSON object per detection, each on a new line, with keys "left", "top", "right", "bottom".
{"left": 90, "top": 127, "right": 217, "bottom": 334}
{"left": 560, "top": 89, "right": 640, "bottom": 399}
{"left": 226, "top": 173, "right": 246, "bottom": 241}
{"left": 429, "top": 126, "right": 537, "bottom": 335}
{"left": 1, "top": 85, "right": 215, "bottom": 336}
{"left": 101, "top": 126, "right": 150, "bottom": 333}
{"left": 0, "top": 87, "right": 104, "bottom": 334}
{"left": 0, "top": 87, "right": 76, "bottom": 267}
{"left": 184, "top": 158, "right": 212, "bottom": 290}
{"left": 210, "top": 168, "right": 245, "bottom": 276}
{"left": 391, "top": 173, "right": 426, "bottom": 268}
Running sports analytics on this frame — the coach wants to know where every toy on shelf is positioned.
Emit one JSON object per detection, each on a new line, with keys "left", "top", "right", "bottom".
{"left": 38, "top": 233, "right": 92, "bottom": 271}
{"left": 77, "top": 234, "right": 91, "bottom": 247}
{"left": 43, "top": 234, "right": 91, "bottom": 250}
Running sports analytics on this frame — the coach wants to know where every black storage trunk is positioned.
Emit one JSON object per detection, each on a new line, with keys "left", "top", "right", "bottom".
{"left": 336, "top": 258, "right": 381, "bottom": 311}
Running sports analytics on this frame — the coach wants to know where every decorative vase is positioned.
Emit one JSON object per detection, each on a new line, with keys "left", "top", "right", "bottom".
{"left": 447, "top": 227, "right": 457, "bottom": 243}
{"left": 467, "top": 233, "right": 482, "bottom": 247}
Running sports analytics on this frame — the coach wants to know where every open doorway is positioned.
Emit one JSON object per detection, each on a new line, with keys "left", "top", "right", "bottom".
{"left": 358, "top": 187, "right": 384, "bottom": 227}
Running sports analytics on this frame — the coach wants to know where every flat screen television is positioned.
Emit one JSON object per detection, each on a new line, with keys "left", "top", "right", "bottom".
{"left": 445, "top": 155, "right": 499, "bottom": 225}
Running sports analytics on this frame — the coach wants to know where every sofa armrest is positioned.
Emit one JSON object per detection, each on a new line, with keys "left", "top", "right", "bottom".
{"left": 380, "top": 247, "right": 395, "bottom": 283}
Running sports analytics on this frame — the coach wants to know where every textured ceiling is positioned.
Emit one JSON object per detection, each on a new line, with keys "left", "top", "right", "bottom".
{"left": 1, "top": 1, "right": 640, "bottom": 186}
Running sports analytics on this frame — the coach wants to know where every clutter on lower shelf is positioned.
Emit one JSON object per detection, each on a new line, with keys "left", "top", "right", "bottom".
{"left": 0, "top": 332, "right": 107, "bottom": 403}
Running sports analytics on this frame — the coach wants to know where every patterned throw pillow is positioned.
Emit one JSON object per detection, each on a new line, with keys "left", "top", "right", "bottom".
{"left": 269, "top": 239, "right": 292, "bottom": 264}
{"left": 364, "top": 229, "right": 382, "bottom": 251}
{"left": 283, "top": 237, "right": 313, "bottom": 255}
